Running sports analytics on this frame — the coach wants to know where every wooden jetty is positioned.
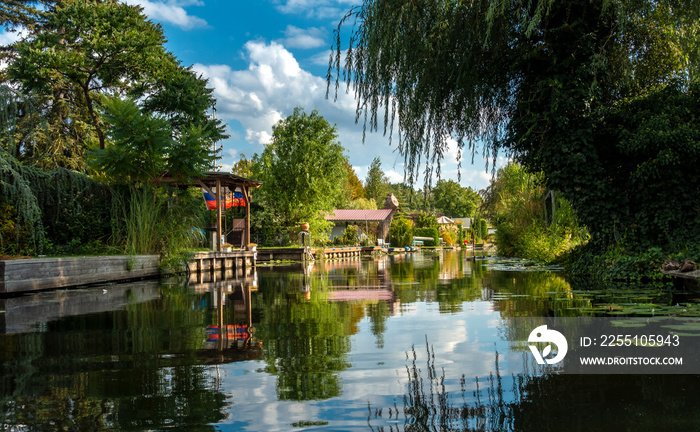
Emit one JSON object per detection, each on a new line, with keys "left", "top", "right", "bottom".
{"left": 0, "top": 255, "right": 160, "bottom": 294}
{"left": 256, "top": 246, "right": 386, "bottom": 262}
{"left": 187, "top": 251, "right": 256, "bottom": 283}
{"left": 320, "top": 246, "right": 363, "bottom": 259}
{"left": 255, "top": 247, "right": 308, "bottom": 262}
{"left": 1, "top": 250, "right": 256, "bottom": 294}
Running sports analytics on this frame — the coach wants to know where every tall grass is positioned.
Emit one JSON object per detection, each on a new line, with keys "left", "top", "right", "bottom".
{"left": 116, "top": 187, "right": 203, "bottom": 271}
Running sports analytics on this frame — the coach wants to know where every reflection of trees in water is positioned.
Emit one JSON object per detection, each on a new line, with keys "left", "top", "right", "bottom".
{"left": 0, "top": 281, "right": 229, "bottom": 431}
{"left": 483, "top": 267, "right": 591, "bottom": 318}
{"left": 369, "top": 340, "right": 700, "bottom": 432}
{"left": 255, "top": 272, "right": 364, "bottom": 401}
{"left": 389, "top": 253, "right": 484, "bottom": 314}
{"left": 367, "top": 301, "right": 390, "bottom": 349}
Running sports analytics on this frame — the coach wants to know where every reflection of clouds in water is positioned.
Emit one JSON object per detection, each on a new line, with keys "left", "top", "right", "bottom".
{"left": 214, "top": 276, "right": 529, "bottom": 430}
{"left": 218, "top": 362, "right": 323, "bottom": 432}
{"left": 342, "top": 301, "right": 507, "bottom": 412}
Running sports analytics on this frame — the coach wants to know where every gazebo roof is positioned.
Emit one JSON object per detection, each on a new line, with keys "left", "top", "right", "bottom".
{"left": 160, "top": 171, "right": 262, "bottom": 189}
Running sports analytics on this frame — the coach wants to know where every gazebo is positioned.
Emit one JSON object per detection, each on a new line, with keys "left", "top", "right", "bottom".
{"left": 160, "top": 171, "right": 262, "bottom": 252}
{"left": 437, "top": 215, "right": 455, "bottom": 224}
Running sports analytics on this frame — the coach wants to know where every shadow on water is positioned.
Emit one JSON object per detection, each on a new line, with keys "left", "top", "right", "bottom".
{"left": 368, "top": 339, "right": 700, "bottom": 432}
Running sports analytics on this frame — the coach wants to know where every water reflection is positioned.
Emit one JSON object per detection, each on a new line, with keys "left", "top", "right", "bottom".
{"left": 0, "top": 278, "right": 238, "bottom": 431}
{"left": 0, "top": 251, "right": 696, "bottom": 431}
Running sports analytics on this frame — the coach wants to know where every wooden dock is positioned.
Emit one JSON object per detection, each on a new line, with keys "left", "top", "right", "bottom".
{"left": 187, "top": 251, "right": 256, "bottom": 283}
{"left": 320, "top": 246, "right": 363, "bottom": 259}
{"left": 255, "top": 247, "right": 308, "bottom": 262}
{"left": 0, "top": 250, "right": 257, "bottom": 294}
{"left": 256, "top": 246, "right": 371, "bottom": 262}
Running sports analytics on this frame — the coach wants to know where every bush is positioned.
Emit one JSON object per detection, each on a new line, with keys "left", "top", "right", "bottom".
{"left": 566, "top": 239, "right": 699, "bottom": 287}
{"left": 388, "top": 217, "right": 414, "bottom": 247}
{"left": 440, "top": 232, "right": 454, "bottom": 247}
{"left": 414, "top": 227, "right": 439, "bottom": 246}
{"left": 339, "top": 225, "right": 361, "bottom": 245}
{"left": 414, "top": 211, "right": 438, "bottom": 229}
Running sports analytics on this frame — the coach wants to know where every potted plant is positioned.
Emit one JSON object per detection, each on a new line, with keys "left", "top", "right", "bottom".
{"left": 247, "top": 243, "right": 257, "bottom": 251}
{"left": 222, "top": 243, "right": 233, "bottom": 252}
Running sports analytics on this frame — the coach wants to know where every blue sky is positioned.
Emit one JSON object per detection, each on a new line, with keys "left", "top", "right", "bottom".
{"left": 3, "top": 0, "right": 503, "bottom": 191}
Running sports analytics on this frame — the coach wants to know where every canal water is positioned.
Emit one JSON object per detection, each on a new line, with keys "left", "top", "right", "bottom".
{"left": 2, "top": 250, "right": 700, "bottom": 431}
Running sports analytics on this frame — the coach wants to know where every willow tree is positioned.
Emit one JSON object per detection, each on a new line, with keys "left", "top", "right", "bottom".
{"left": 329, "top": 0, "right": 700, "bottom": 249}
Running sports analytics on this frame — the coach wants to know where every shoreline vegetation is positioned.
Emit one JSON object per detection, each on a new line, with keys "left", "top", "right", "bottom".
{"left": 2, "top": 1, "right": 698, "bottom": 290}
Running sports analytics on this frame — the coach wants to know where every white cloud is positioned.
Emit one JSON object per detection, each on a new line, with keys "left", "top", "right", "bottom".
{"left": 279, "top": 25, "right": 326, "bottom": 49}
{"left": 273, "top": 0, "right": 355, "bottom": 19}
{"left": 193, "top": 41, "right": 348, "bottom": 150}
{"left": 124, "top": 0, "right": 208, "bottom": 29}
{"left": 193, "top": 40, "right": 495, "bottom": 190}
{"left": 385, "top": 169, "right": 405, "bottom": 184}
{"left": 0, "top": 28, "right": 28, "bottom": 46}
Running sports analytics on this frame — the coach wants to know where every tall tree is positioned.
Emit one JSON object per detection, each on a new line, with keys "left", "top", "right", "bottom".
{"left": 344, "top": 159, "right": 365, "bottom": 201}
{"left": 7, "top": 0, "right": 176, "bottom": 166}
{"left": 231, "top": 154, "right": 255, "bottom": 179}
{"left": 387, "top": 182, "right": 427, "bottom": 212}
{"left": 431, "top": 180, "right": 481, "bottom": 218}
{"left": 253, "top": 107, "right": 348, "bottom": 237}
{"left": 364, "top": 156, "right": 388, "bottom": 207}
{"left": 329, "top": 0, "right": 700, "bottom": 248}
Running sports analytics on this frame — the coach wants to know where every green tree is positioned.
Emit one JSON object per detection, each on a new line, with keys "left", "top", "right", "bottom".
{"left": 0, "top": 1, "right": 42, "bottom": 30}
{"left": 364, "top": 156, "right": 389, "bottom": 207}
{"left": 329, "top": 0, "right": 699, "bottom": 252}
{"left": 388, "top": 182, "right": 427, "bottom": 212}
{"left": 89, "top": 97, "right": 215, "bottom": 186}
{"left": 253, "top": 107, "right": 348, "bottom": 239}
{"left": 484, "top": 163, "right": 587, "bottom": 262}
{"left": 414, "top": 211, "right": 437, "bottom": 229}
{"left": 231, "top": 153, "right": 255, "bottom": 179}
{"left": 139, "top": 64, "right": 227, "bottom": 151}
{"left": 347, "top": 197, "right": 377, "bottom": 210}
{"left": 344, "top": 159, "right": 365, "bottom": 201}
{"left": 7, "top": 0, "right": 177, "bottom": 167}
{"left": 431, "top": 179, "right": 481, "bottom": 218}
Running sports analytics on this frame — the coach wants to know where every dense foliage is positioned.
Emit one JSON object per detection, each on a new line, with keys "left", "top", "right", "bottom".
{"left": 329, "top": 0, "right": 700, "bottom": 280}
{"left": 413, "top": 212, "right": 437, "bottom": 229}
{"left": 483, "top": 163, "right": 588, "bottom": 263}
{"left": 90, "top": 97, "right": 216, "bottom": 185}
{"left": 414, "top": 227, "right": 439, "bottom": 247}
{"left": 0, "top": 153, "right": 115, "bottom": 256}
{"left": 431, "top": 179, "right": 481, "bottom": 218}
{"left": 387, "top": 216, "right": 414, "bottom": 247}
{"left": 3, "top": 0, "right": 225, "bottom": 170}
{"left": 0, "top": 1, "right": 222, "bottom": 263}
{"left": 252, "top": 108, "right": 348, "bottom": 244}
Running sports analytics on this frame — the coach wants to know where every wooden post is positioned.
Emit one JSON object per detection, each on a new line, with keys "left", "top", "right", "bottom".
{"left": 244, "top": 185, "right": 251, "bottom": 247}
{"left": 216, "top": 179, "right": 222, "bottom": 252}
